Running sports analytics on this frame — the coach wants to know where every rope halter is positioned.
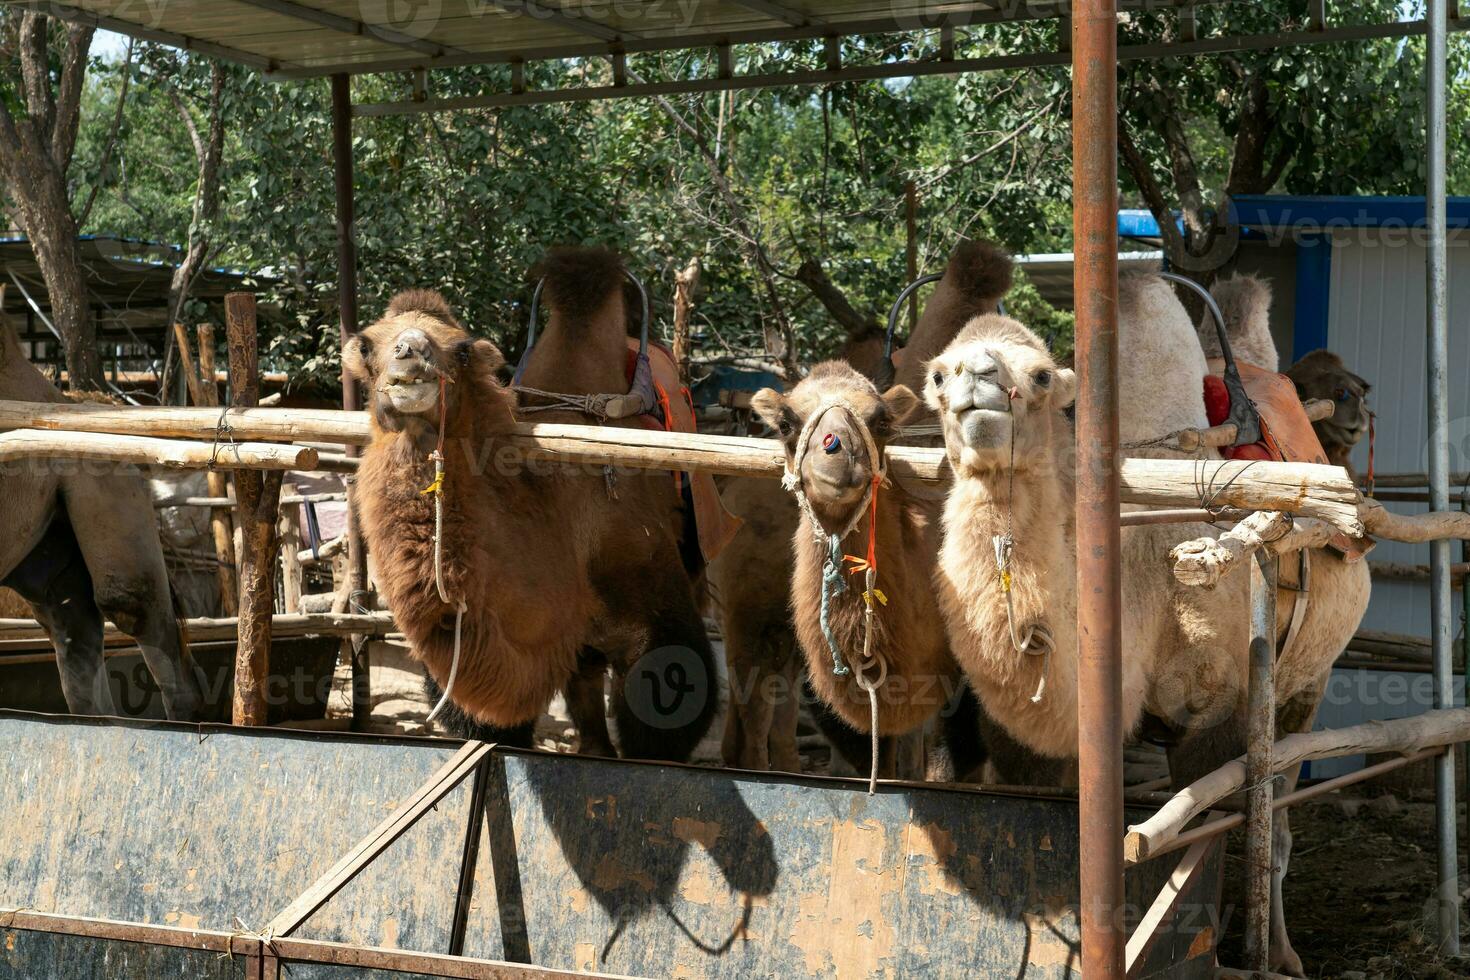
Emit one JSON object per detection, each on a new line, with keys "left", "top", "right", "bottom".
{"left": 778, "top": 394, "right": 891, "bottom": 793}
{"left": 417, "top": 374, "right": 468, "bottom": 727}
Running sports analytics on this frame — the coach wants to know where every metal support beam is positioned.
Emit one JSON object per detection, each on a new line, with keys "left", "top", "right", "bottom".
{"left": 270, "top": 1, "right": 1214, "bottom": 79}
{"left": 1243, "top": 554, "right": 1278, "bottom": 971}
{"left": 331, "top": 73, "right": 372, "bottom": 731}
{"left": 354, "top": 16, "right": 1470, "bottom": 115}
{"left": 1307, "top": 0, "right": 1327, "bottom": 31}
{"left": 232, "top": 0, "right": 464, "bottom": 56}
{"left": 1072, "top": 1, "right": 1124, "bottom": 977}
{"left": 1427, "top": 0, "right": 1462, "bottom": 956}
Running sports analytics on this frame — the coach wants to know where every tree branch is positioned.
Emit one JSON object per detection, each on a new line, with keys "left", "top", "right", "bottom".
{"left": 75, "top": 39, "right": 133, "bottom": 230}
{"left": 793, "top": 258, "right": 880, "bottom": 338}
{"left": 50, "top": 20, "right": 94, "bottom": 169}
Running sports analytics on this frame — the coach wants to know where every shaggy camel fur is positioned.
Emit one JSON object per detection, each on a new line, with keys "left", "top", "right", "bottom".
{"left": 713, "top": 241, "right": 1013, "bottom": 775}
{"left": 1287, "top": 349, "right": 1372, "bottom": 479}
{"left": 752, "top": 363, "right": 964, "bottom": 780}
{"left": 0, "top": 316, "right": 204, "bottom": 718}
{"left": 930, "top": 274, "right": 1368, "bottom": 975}
{"left": 348, "top": 269, "right": 716, "bottom": 762}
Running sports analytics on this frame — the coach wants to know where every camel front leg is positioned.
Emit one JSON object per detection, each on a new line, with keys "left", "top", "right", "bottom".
{"left": 1268, "top": 694, "right": 1320, "bottom": 978}
{"left": 566, "top": 652, "right": 617, "bottom": 758}
{"left": 767, "top": 651, "right": 803, "bottom": 773}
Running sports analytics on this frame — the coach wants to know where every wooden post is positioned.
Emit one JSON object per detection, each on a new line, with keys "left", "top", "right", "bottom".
{"left": 1243, "top": 553, "right": 1278, "bottom": 971}
{"left": 672, "top": 256, "right": 700, "bottom": 388}
{"left": 905, "top": 180, "right": 919, "bottom": 334}
{"left": 226, "top": 292, "right": 281, "bottom": 726}
{"left": 171, "top": 322, "right": 206, "bottom": 408}
{"left": 278, "top": 483, "right": 304, "bottom": 614}
{"left": 196, "top": 323, "right": 238, "bottom": 616}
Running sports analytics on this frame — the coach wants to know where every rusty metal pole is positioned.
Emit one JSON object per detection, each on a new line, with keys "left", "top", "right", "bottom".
{"left": 1071, "top": 2, "right": 1124, "bottom": 977}
{"left": 332, "top": 73, "right": 372, "bottom": 730}
{"left": 1243, "top": 553, "right": 1278, "bottom": 971}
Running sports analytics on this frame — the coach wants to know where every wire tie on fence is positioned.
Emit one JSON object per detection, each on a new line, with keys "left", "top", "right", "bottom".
{"left": 210, "top": 405, "right": 239, "bottom": 470}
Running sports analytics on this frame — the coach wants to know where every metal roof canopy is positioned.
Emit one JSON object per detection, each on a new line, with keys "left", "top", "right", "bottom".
{"left": 17, "top": 1, "right": 1466, "bottom": 113}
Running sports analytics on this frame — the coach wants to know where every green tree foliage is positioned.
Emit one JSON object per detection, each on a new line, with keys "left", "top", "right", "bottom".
{"left": 67, "top": 9, "right": 1468, "bottom": 387}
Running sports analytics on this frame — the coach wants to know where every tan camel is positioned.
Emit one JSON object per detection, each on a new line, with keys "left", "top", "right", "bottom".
{"left": 346, "top": 268, "right": 717, "bottom": 761}
{"left": 1287, "top": 349, "right": 1372, "bottom": 479}
{"left": 928, "top": 273, "right": 1368, "bottom": 975}
{"left": 0, "top": 315, "right": 204, "bottom": 718}
{"left": 714, "top": 241, "right": 1013, "bottom": 775}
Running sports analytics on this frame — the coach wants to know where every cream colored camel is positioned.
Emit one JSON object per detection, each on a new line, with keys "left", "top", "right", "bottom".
{"left": 927, "top": 273, "right": 1368, "bottom": 976}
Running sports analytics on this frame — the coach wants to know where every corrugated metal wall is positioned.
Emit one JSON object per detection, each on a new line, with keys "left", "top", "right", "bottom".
{"left": 1309, "top": 228, "right": 1470, "bottom": 775}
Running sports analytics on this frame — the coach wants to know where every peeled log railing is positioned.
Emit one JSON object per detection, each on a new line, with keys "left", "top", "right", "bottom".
{"left": 0, "top": 428, "right": 318, "bottom": 471}
{"left": 1125, "top": 708, "right": 1470, "bottom": 864}
{"left": 0, "top": 612, "right": 396, "bottom": 646}
{"left": 0, "top": 400, "right": 1367, "bottom": 531}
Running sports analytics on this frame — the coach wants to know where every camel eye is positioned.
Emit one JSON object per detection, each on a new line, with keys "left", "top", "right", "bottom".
{"left": 931, "top": 371, "right": 944, "bottom": 387}
{"left": 1035, "top": 370, "right": 1052, "bottom": 388}
{"left": 1334, "top": 387, "right": 1350, "bottom": 402}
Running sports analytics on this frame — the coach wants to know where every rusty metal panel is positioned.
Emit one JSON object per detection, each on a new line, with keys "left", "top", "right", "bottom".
{"left": 0, "top": 636, "right": 339, "bottom": 723}
{"left": 0, "top": 712, "right": 470, "bottom": 953}
{"left": 0, "top": 930, "right": 248, "bottom": 979}
{"left": 460, "top": 751, "right": 1216, "bottom": 979}
{"left": 0, "top": 714, "right": 1217, "bottom": 979}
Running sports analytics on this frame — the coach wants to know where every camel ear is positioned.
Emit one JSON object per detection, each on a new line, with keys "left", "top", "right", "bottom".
{"left": 459, "top": 337, "right": 505, "bottom": 375}
{"left": 1051, "top": 368, "right": 1077, "bottom": 410}
{"left": 881, "top": 384, "right": 921, "bottom": 427}
{"left": 750, "top": 387, "right": 792, "bottom": 437}
{"left": 343, "top": 335, "right": 373, "bottom": 380}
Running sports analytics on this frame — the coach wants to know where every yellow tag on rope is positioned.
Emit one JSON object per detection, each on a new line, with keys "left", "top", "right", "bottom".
{"left": 1000, "top": 569, "right": 1012, "bottom": 593}
{"left": 420, "top": 472, "right": 444, "bottom": 496}
{"left": 862, "top": 588, "right": 888, "bottom": 609}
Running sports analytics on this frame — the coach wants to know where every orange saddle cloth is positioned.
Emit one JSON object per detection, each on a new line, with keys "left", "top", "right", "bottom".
{"left": 629, "top": 339, "right": 744, "bottom": 564}
{"left": 1205, "top": 358, "right": 1369, "bottom": 560}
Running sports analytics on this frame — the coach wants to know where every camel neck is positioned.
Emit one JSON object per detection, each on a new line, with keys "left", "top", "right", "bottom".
{"left": 519, "top": 294, "right": 631, "bottom": 396}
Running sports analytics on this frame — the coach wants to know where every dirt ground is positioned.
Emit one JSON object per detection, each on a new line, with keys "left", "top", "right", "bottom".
{"left": 1215, "top": 795, "right": 1470, "bottom": 979}
{"left": 322, "top": 640, "right": 1470, "bottom": 979}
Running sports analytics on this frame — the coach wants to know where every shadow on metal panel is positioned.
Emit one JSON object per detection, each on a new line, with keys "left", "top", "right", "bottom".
{"left": 0, "top": 712, "right": 1220, "bottom": 979}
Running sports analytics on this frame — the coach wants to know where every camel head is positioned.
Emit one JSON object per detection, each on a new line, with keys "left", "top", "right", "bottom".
{"left": 1287, "top": 349, "right": 1372, "bottom": 455}
{"left": 924, "top": 314, "right": 1075, "bottom": 477}
{"left": 751, "top": 362, "right": 920, "bottom": 532}
{"left": 344, "top": 289, "right": 507, "bottom": 437}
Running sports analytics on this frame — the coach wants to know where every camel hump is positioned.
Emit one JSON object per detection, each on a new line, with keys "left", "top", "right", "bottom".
{"left": 386, "top": 288, "right": 461, "bottom": 327}
{"left": 533, "top": 246, "right": 627, "bottom": 322}
{"left": 1203, "top": 273, "right": 1277, "bottom": 369}
{"left": 945, "top": 238, "right": 1014, "bottom": 304}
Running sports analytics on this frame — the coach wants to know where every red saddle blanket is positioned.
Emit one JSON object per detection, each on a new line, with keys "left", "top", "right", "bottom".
{"left": 1204, "top": 358, "right": 1369, "bottom": 560}
{"left": 626, "top": 340, "right": 744, "bottom": 565}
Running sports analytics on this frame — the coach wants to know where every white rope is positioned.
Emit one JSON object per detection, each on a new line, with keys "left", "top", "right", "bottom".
{"left": 424, "top": 448, "right": 467, "bottom": 726}
{"left": 780, "top": 394, "right": 893, "bottom": 792}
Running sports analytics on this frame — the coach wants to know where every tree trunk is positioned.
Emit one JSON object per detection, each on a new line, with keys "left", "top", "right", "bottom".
{"left": 24, "top": 192, "right": 100, "bottom": 389}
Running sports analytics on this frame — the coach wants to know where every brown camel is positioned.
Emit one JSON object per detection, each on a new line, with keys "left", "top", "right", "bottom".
{"left": 713, "top": 241, "right": 1013, "bottom": 776}
{"left": 1287, "top": 349, "right": 1372, "bottom": 479}
{"left": 0, "top": 315, "right": 204, "bottom": 718}
{"left": 347, "top": 264, "right": 717, "bottom": 762}
{"left": 928, "top": 273, "right": 1368, "bottom": 975}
